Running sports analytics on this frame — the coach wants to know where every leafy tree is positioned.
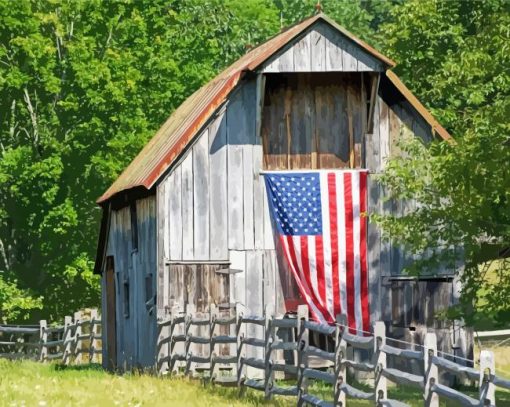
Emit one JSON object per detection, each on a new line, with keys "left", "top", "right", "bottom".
{"left": 375, "top": 0, "right": 510, "bottom": 327}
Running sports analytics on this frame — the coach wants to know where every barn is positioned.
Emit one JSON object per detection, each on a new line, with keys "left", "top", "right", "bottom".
{"left": 94, "top": 13, "right": 471, "bottom": 371}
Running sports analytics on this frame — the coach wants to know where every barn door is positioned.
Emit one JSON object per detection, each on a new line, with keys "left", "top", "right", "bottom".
{"left": 105, "top": 256, "right": 117, "bottom": 370}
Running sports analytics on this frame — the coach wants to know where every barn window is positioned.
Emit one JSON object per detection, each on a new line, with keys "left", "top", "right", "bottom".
{"left": 262, "top": 72, "right": 369, "bottom": 170}
{"left": 130, "top": 202, "right": 138, "bottom": 251}
{"left": 123, "top": 279, "right": 130, "bottom": 318}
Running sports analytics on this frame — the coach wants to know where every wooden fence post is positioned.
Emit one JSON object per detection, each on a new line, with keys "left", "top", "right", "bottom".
{"left": 479, "top": 350, "right": 495, "bottom": 406}
{"left": 374, "top": 321, "right": 387, "bottom": 403}
{"left": 335, "top": 315, "right": 347, "bottom": 407}
{"left": 264, "top": 308, "right": 274, "bottom": 400}
{"left": 209, "top": 304, "right": 217, "bottom": 380}
{"left": 39, "top": 320, "right": 47, "bottom": 362}
{"left": 297, "top": 305, "right": 309, "bottom": 407}
{"left": 89, "top": 309, "right": 99, "bottom": 363}
{"left": 63, "top": 316, "right": 73, "bottom": 365}
{"left": 424, "top": 332, "right": 439, "bottom": 407}
{"left": 185, "top": 303, "right": 195, "bottom": 376}
{"left": 74, "top": 311, "right": 82, "bottom": 364}
{"left": 236, "top": 303, "right": 245, "bottom": 388}
{"left": 169, "top": 305, "right": 182, "bottom": 374}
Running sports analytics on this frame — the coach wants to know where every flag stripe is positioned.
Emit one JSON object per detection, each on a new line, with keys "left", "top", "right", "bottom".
{"left": 359, "top": 172, "right": 370, "bottom": 332}
{"left": 264, "top": 171, "right": 369, "bottom": 333}
{"left": 328, "top": 173, "right": 341, "bottom": 318}
{"left": 336, "top": 174, "right": 348, "bottom": 318}
{"left": 320, "top": 173, "right": 334, "bottom": 319}
{"left": 352, "top": 172, "right": 363, "bottom": 334}
{"left": 281, "top": 235, "right": 326, "bottom": 323}
{"left": 343, "top": 172, "right": 356, "bottom": 333}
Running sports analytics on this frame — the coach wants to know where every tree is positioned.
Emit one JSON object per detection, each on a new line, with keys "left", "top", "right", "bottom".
{"left": 374, "top": 0, "right": 510, "bottom": 327}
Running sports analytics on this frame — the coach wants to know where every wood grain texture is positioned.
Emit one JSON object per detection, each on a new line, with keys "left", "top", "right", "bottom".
{"left": 193, "top": 129, "right": 210, "bottom": 260}
{"left": 181, "top": 151, "right": 194, "bottom": 260}
{"left": 168, "top": 166, "right": 183, "bottom": 260}
{"left": 209, "top": 111, "right": 229, "bottom": 260}
{"left": 262, "top": 21, "right": 383, "bottom": 73}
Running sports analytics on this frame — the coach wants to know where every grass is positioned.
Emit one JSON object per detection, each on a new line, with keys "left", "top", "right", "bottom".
{"left": 1, "top": 359, "right": 509, "bottom": 406}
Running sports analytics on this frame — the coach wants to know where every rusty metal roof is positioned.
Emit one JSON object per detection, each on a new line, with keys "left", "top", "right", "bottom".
{"left": 385, "top": 70, "right": 452, "bottom": 142}
{"left": 97, "top": 14, "right": 447, "bottom": 204}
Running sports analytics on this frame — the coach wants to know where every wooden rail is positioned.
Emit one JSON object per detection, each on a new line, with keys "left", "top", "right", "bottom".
{"left": 0, "top": 309, "right": 101, "bottom": 365}
{"left": 157, "top": 305, "right": 508, "bottom": 406}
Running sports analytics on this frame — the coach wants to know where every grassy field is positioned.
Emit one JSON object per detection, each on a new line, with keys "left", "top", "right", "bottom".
{"left": 1, "top": 359, "right": 509, "bottom": 406}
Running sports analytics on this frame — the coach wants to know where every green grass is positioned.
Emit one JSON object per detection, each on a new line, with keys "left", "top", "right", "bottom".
{"left": 1, "top": 359, "right": 509, "bottom": 406}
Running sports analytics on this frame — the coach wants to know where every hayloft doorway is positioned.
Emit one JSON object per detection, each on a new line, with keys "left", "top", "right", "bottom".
{"left": 262, "top": 72, "right": 375, "bottom": 170}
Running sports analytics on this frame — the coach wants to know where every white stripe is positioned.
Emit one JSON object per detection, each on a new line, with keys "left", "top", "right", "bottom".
{"left": 336, "top": 174, "right": 347, "bottom": 317}
{"left": 280, "top": 237, "right": 325, "bottom": 323}
{"left": 320, "top": 172, "right": 334, "bottom": 321}
{"left": 307, "top": 236, "right": 321, "bottom": 305}
{"left": 351, "top": 171, "right": 363, "bottom": 334}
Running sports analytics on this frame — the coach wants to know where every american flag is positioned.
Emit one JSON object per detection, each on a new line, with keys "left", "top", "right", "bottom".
{"left": 264, "top": 170, "right": 370, "bottom": 334}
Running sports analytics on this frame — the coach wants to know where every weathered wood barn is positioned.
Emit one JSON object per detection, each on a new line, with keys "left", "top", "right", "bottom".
{"left": 94, "top": 14, "right": 470, "bottom": 370}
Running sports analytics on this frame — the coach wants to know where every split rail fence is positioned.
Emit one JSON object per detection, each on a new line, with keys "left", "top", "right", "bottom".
{"left": 0, "top": 309, "right": 101, "bottom": 364}
{"left": 157, "top": 304, "right": 510, "bottom": 406}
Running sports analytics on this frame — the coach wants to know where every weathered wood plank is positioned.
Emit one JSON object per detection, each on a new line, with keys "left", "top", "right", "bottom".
{"left": 323, "top": 24, "right": 343, "bottom": 71}
{"left": 226, "top": 86, "right": 248, "bottom": 250}
{"left": 209, "top": 111, "right": 229, "bottom": 260}
{"left": 168, "top": 166, "right": 183, "bottom": 260}
{"left": 245, "top": 251, "right": 264, "bottom": 371}
{"left": 243, "top": 144, "right": 255, "bottom": 250}
{"left": 193, "top": 129, "right": 210, "bottom": 260}
{"left": 310, "top": 29, "right": 325, "bottom": 71}
{"left": 293, "top": 33, "right": 311, "bottom": 72}
{"left": 181, "top": 151, "right": 194, "bottom": 260}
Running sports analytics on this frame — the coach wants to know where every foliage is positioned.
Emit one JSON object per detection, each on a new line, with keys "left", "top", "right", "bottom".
{"left": 0, "top": 0, "right": 508, "bottom": 325}
{"left": 0, "top": 276, "right": 42, "bottom": 322}
{"left": 375, "top": 0, "right": 510, "bottom": 327}
{"left": 0, "top": 0, "right": 378, "bottom": 321}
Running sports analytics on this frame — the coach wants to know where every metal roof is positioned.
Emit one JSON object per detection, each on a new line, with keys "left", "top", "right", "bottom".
{"left": 97, "top": 14, "right": 449, "bottom": 204}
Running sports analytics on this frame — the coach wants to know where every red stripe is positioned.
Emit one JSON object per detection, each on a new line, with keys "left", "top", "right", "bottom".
{"left": 327, "top": 173, "right": 340, "bottom": 317}
{"left": 283, "top": 235, "right": 328, "bottom": 322}
{"left": 359, "top": 172, "right": 370, "bottom": 334}
{"left": 315, "top": 235, "right": 326, "bottom": 313}
{"left": 343, "top": 172, "right": 356, "bottom": 333}
{"left": 300, "top": 236, "right": 314, "bottom": 301}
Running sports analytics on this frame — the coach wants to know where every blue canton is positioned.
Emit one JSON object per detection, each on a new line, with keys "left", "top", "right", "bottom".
{"left": 264, "top": 173, "right": 323, "bottom": 236}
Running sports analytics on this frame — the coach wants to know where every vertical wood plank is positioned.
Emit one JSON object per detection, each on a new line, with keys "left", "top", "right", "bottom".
{"left": 341, "top": 37, "right": 358, "bottom": 71}
{"left": 168, "top": 166, "right": 183, "bottom": 260}
{"left": 293, "top": 33, "right": 311, "bottom": 72}
{"left": 193, "top": 129, "right": 210, "bottom": 260}
{"left": 229, "top": 250, "right": 246, "bottom": 309}
{"left": 310, "top": 29, "right": 325, "bottom": 71}
{"left": 278, "top": 46, "right": 294, "bottom": 72}
{"left": 156, "top": 183, "right": 166, "bottom": 309}
{"left": 246, "top": 251, "right": 264, "bottom": 365}
{"left": 243, "top": 144, "right": 255, "bottom": 250}
{"left": 209, "top": 111, "right": 229, "bottom": 260}
{"left": 181, "top": 151, "right": 194, "bottom": 260}
{"left": 323, "top": 25, "right": 343, "bottom": 71}
{"left": 226, "top": 86, "right": 247, "bottom": 251}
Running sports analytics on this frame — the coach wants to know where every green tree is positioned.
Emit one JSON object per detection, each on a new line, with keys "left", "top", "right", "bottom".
{"left": 375, "top": 0, "right": 510, "bottom": 327}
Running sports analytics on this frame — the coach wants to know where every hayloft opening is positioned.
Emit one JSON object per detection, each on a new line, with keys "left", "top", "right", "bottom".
{"left": 262, "top": 72, "right": 376, "bottom": 170}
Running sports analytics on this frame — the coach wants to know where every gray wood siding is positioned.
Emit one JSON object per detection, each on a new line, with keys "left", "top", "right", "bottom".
{"left": 262, "top": 22, "right": 384, "bottom": 73}
{"left": 155, "top": 76, "right": 452, "bottom": 347}
{"left": 103, "top": 195, "right": 157, "bottom": 370}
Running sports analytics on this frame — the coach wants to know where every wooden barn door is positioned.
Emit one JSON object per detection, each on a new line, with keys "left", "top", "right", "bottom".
{"left": 105, "top": 256, "right": 117, "bottom": 370}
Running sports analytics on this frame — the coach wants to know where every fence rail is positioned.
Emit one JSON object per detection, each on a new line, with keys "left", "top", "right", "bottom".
{"left": 157, "top": 304, "right": 508, "bottom": 406}
{"left": 0, "top": 309, "right": 101, "bottom": 365}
